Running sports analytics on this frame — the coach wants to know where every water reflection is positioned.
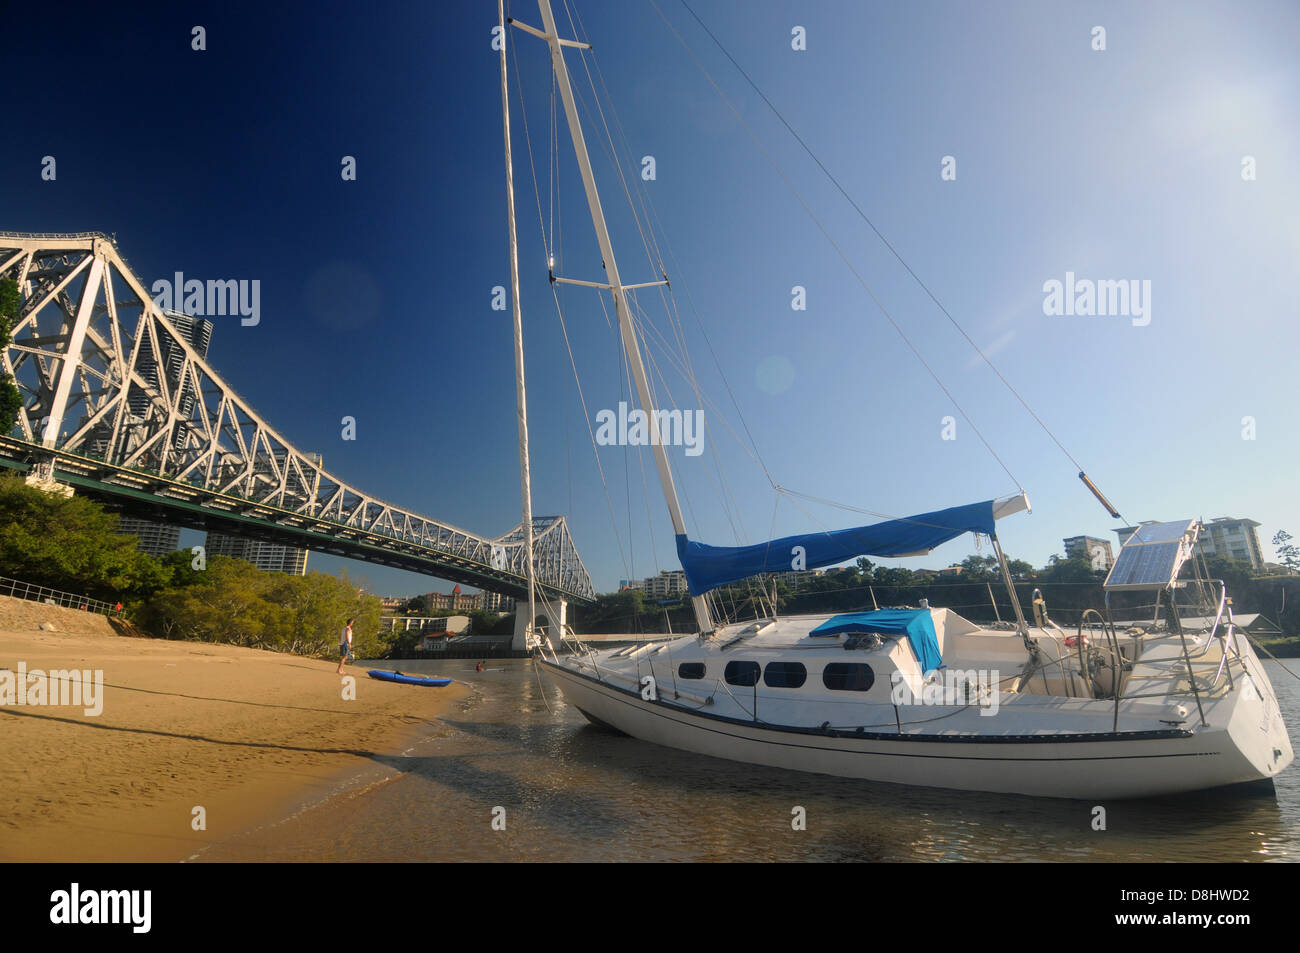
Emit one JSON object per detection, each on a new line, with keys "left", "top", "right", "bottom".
{"left": 202, "top": 659, "right": 1298, "bottom": 862}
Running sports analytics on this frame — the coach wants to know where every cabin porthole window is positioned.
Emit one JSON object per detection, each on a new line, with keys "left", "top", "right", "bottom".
{"left": 823, "top": 662, "right": 875, "bottom": 692}
{"left": 763, "top": 661, "right": 807, "bottom": 688}
{"left": 678, "top": 662, "right": 706, "bottom": 680}
{"left": 724, "top": 660, "right": 761, "bottom": 687}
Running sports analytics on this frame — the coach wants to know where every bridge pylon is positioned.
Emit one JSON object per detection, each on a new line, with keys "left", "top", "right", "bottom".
{"left": 513, "top": 598, "right": 566, "bottom": 654}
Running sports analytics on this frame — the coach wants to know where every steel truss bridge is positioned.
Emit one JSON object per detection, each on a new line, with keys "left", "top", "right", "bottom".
{"left": 0, "top": 232, "right": 595, "bottom": 604}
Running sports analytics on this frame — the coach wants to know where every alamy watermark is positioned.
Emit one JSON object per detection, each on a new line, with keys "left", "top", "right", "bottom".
{"left": 891, "top": 669, "right": 1000, "bottom": 716}
{"left": 595, "top": 401, "right": 704, "bottom": 457}
{"left": 50, "top": 883, "right": 150, "bottom": 933}
{"left": 0, "top": 662, "right": 103, "bottom": 716}
{"left": 151, "top": 271, "right": 260, "bottom": 326}
{"left": 1042, "top": 271, "right": 1150, "bottom": 327}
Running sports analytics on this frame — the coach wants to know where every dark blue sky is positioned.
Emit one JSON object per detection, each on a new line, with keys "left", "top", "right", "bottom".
{"left": 6, "top": 1, "right": 1299, "bottom": 596}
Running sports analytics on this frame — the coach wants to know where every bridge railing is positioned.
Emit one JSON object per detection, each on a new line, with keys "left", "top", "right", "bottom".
{"left": 0, "top": 230, "right": 115, "bottom": 240}
{"left": 0, "top": 575, "right": 125, "bottom": 617}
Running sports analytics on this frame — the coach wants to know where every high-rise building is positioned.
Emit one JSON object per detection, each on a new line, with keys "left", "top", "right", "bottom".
{"left": 621, "top": 571, "right": 689, "bottom": 597}
{"left": 205, "top": 531, "right": 309, "bottom": 575}
{"left": 1115, "top": 518, "right": 1264, "bottom": 570}
{"left": 1063, "top": 535, "right": 1115, "bottom": 571}
{"left": 1196, "top": 517, "right": 1264, "bottom": 569}
{"left": 481, "top": 590, "right": 515, "bottom": 613}
{"left": 118, "top": 517, "right": 182, "bottom": 557}
{"left": 642, "top": 570, "right": 688, "bottom": 599}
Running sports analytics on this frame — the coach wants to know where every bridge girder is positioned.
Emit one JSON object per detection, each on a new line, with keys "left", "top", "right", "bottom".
{"left": 0, "top": 232, "right": 596, "bottom": 604}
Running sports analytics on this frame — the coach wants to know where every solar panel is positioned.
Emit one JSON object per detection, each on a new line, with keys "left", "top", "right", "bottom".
{"left": 1106, "top": 541, "right": 1181, "bottom": 588}
{"left": 1104, "top": 520, "right": 1197, "bottom": 590}
{"left": 1130, "top": 520, "right": 1195, "bottom": 545}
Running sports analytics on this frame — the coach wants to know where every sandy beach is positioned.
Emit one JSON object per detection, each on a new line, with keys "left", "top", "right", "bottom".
{"left": 0, "top": 595, "right": 467, "bottom": 862}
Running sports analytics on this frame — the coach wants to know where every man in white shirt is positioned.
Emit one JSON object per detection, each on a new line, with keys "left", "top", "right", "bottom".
{"left": 337, "top": 618, "right": 355, "bottom": 674}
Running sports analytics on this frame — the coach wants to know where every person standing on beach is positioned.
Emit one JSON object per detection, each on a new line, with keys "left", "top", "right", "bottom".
{"left": 337, "top": 618, "right": 355, "bottom": 674}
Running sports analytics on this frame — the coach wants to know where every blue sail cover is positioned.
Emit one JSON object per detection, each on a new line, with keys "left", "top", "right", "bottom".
{"left": 809, "top": 609, "right": 943, "bottom": 672}
{"left": 675, "top": 499, "right": 998, "bottom": 596}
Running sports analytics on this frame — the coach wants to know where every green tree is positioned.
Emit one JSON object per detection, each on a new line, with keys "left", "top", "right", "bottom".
{"left": 1038, "top": 552, "right": 1100, "bottom": 584}
{"left": 467, "top": 608, "right": 513, "bottom": 635}
{"left": 959, "top": 554, "right": 999, "bottom": 582}
{"left": 0, "top": 277, "right": 24, "bottom": 433}
{"left": 1006, "top": 558, "right": 1036, "bottom": 581}
{"left": 1272, "top": 530, "right": 1300, "bottom": 575}
{"left": 153, "top": 548, "right": 206, "bottom": 592}
{"left": 1200, "top": 555, "right": 1253, "bottom": 592}
{"left": 0, "top": 474, "right": 160, "bottom": 600}
{"left": 141, "top": 555, "right": 284, "bottom": 645}
{"left": 264, "top": 569, "right": 370, "bottom": 654}
{"left": 378, "top": 620, "right": 426, "bottom": 658}
{"left": 141, "top": 556, "right": 382, "bottom": 655}
{"left": 873, "top": 567, "right": 916, "bottom": 588}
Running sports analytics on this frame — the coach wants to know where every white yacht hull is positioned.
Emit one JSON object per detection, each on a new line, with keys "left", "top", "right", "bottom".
{"left": 539, "top": 653, "right": 1292, "bottom": 799}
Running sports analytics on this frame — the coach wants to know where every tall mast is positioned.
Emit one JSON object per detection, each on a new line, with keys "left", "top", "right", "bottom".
{"left": 499, "top": 0, "right": 537, "bottom": 642}
{"left": 520, "top": 0, "right": 715, "bottom": 635}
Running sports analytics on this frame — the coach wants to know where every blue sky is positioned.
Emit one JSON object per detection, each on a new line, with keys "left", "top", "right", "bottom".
{"left": 5, "top": 1, "right": 1299, "bottom": 597}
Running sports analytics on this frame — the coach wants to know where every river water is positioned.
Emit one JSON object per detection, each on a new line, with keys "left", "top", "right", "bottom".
{"left": 198, "top": 658, "right": 1299, "bottom": 862}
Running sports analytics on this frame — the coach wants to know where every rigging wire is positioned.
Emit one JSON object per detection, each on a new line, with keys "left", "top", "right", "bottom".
{"left": 567, "top": 0, "right": 1039, "bottom": 550}
{"left": 567, "top": 1, "right": 766, "bottom": 539}
{"left": 640, "top": 188, "right": 778, "bottom": 498}
{"left": 509, "top": 27, "right": 635, "bottom": 582}
{"left": 564, "top": 0, "right": 667, "bottom": 275}
{"left": 561, "top": 22, "right": 754, "bottom": 560}
{"left": 630, "top": 293, "right": 714, "bottom": 540}
{"left": 541, "top": 3, "right": 768, "bottom": 591}
{"left": 566, "top": 369, "right": 573, "bottom": 516}
{"left": 619, "top": 292, "right": 772, "bottom": 546}
{"left": 548, "top": 67, "right": 556, "bottom": 267}
{"left": 648, "top": 0, "right": 1024, "bottom": 493}
{"left": 637, "top": 432, "right": 660, "bottom": 574}
{"left": 566, "top": 0, "right": 763, "bottom": 551}
{"left": 665, "top": 0, "right": 1120, "bottom": 510}
{"left": 623, "top": 291, "right": 691, "bottom": 540}
{"left": 618, "top": 328, "right": 636, "bottom": 581}
{"left": 623, "top": 296, "right": 766, "bottom": 474}
{"left": 628, "top": 294, "right": 993, "bottom": 535}
{"left": 540, "top": 0, "right": 1036, "bottom": 589}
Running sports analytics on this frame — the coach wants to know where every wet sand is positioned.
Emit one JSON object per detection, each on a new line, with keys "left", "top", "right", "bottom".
{"left": 0, "top": 596, "right": 466, "bottom": 862}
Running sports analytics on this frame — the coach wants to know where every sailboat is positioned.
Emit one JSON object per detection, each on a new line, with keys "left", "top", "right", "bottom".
{"left": 497, "top": 0, "right": 1294, "bottom": 799}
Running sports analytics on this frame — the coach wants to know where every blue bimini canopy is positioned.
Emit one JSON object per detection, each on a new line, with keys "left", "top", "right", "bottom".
{"left": 675, "top": 498, "right": 1004, "bottom": 597}
{"left": 810, "top": 609, "right": 943, "bottom": 673}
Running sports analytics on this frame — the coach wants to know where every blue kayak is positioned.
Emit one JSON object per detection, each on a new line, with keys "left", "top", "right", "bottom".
{"left": 367, "top": 670, "right": 452, "bottom": 687}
